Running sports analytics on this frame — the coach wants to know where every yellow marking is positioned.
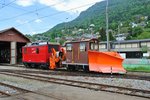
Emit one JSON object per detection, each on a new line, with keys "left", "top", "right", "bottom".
{"left": 78, "top": 47, "right": 80, "bottom": 60}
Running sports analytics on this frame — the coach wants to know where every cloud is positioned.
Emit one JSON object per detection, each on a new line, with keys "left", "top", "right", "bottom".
{"left": 16, "top": 19, "right": 29, "bottom": 24}
{"left": 15, "top": 0, "right": 103, "bottom": 13}
{"left": 38, "top": 0, "right": 103, "bottom": 14}
{"left": 35, "top": 19, "right": 42, "bottom": 23}
{"left": 30, "top": 31, "right": 37, "bottom": 34}
{"left": 15, "top": 0, "right": 36, "bottom": 7}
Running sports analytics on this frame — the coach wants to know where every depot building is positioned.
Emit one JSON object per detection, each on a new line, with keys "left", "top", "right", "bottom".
{"left": 0, "top": 27, "right": 30, "bottom": 64}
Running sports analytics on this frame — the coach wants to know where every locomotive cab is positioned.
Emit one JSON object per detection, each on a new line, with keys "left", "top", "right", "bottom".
{"left": 64, "top": 38, "right": 99, "bottom": 71}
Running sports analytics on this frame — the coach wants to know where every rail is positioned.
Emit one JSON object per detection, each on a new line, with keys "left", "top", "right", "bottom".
{"left": 0, "top": 72, "right": 149, "bottom": 99}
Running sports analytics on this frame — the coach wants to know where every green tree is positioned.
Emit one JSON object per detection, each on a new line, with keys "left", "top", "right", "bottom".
{"left": 109, "top": 31, "right": 115, "bottom": 41}
{"left": 99, "top": 28, "right": 106, "bottom": 41}
{"left": 126, "top": 34, "right": 132, "bottom": 40}
{"left": 132, "top": 27, "right": 143, "bottom": 37}
{"left": 146, "top": 21, "right": 150, "bottom": 28}
{"left": 59, "top": 39, "right": 66, "bottom": 45}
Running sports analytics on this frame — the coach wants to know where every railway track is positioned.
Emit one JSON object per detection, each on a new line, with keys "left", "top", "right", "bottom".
{"left": 0, "top": 81, "right": 64, "bottom": 100}
{"left": 0, "top": 82, "right": 32, "bottom": 97}
{"left": 0, "top": 69, "right": 150, "bottom": 81}
{"left": 0, "top": 72, "right": 150, "bottom": 99}
{"left": 0, "top": 90, "right": 11, "bottom": 97}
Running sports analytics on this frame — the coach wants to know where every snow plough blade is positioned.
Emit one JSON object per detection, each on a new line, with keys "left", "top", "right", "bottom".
{"left": 88, "top": 51, "right": 126, "bottom": 74}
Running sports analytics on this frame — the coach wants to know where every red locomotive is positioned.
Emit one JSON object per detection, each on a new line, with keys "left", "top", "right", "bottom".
{"left": 22, "top": 39, "right": 126, "bottom": 73}
{"left": 22, "top": 42, "right": 61, "bottom": 69}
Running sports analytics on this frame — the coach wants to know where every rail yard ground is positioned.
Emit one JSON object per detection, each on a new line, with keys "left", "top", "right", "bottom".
{"left": 0, "top": 65, "right": 150, "bottom": 100}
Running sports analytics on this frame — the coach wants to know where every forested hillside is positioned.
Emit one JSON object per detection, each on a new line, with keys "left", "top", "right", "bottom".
{"left": 27, "top": 0, "right": 150, "bottom": 43}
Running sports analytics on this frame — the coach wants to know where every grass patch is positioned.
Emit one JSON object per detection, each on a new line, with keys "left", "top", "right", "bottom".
{"left": 123, "top": 64, "right": 150, "bottom": 72}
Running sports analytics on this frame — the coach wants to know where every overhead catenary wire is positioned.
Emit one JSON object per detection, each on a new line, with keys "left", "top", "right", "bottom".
{"left": 14, "top": 1, "right": 99, "bottom": 28}
{"left": 0, "top": 0, "right": 16, "bottom": 10}
{"left": 16, "top": 11, "right": 75, "bottom": 34}
{"left": 23, "top": 26, "right": 53, "bottom": 35}
{"left": 0, "top": 1, "right": 101, "bottom": 35}
{"left": 9, "top": 5, "right": 29, "bottom": 12}
{"left": 0, "top": 1, "right": 65, "bottom": 22}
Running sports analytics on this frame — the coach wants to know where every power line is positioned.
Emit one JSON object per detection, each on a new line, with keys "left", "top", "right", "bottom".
{"left": 16, "top": 14, "right": 70, "bottom": 34}
{"left": 0, "top": 1, "right": 64, "bottom": 22}
{"left": 0, "top": 0, "right": 16, "bottom": 10}
{"left": 14, "top": 1, "right": 98, "bottom": 28}
{"left": 9, "top": 5, "right": 29, "bottom": 12}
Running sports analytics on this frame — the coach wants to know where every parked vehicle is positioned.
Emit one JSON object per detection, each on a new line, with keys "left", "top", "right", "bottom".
{"left": 22, "top": 39, "right": 126, "bottom": 73}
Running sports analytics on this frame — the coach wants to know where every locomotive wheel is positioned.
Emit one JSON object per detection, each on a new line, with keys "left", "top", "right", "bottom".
{"left": 67, "top": 65, "right": 71, "bottom": 71}
{"left": 67, "top": 65, "right": 76, "bottom": 72}
{"left": 23, "top": 63, "right": 30, "bottom": 68}
{"left": 83, "top": 66, "right": 89, "bottom": 72}
{"left": 30, "top": 64, "right": 35, "bottom": 68}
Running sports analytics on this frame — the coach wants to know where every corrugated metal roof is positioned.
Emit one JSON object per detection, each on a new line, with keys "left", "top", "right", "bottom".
{"left": 113, "top": 39, "right": 150, "bottom": 44}
{"left": 100, "top": 39, "right": 150, "bottom": 44}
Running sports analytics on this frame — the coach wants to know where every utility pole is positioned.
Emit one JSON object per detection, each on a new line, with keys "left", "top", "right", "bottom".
{"left": 106, "top": 0, "right": 110, "bottom": 51}
{"left": 65, "top": 18, "right": 68, "bottom": 34}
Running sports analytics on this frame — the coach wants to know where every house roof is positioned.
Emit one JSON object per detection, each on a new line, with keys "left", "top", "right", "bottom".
{"left": 0, "top": 27, "right": 31, "bottom": 42}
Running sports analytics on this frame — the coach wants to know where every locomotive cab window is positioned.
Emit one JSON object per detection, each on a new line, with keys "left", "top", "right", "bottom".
{"left": 80, "top": 43, "right": 86, "bottom": 52}
{"left": 36, "top": 48, "right": 39, "bottom": 54}
{"left": 95, "top": 44, "right": 98, "bottom": 50}
{"left": 90, "top": 42, "right": 99, "bottom": 50}
{"left": 90, "top": 43, "right": 94, "bottom": 50}
{"left": 66, "top": 44, "right": 72, "bottom": 52}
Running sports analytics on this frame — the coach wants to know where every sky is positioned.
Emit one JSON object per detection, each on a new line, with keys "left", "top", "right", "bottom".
{"left": 0, "top": 0, "right": 103, "bottom": 35}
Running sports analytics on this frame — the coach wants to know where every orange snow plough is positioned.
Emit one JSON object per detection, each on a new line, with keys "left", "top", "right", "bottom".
{"left": 88, "top": 51, "right": 126, "bottom": 73}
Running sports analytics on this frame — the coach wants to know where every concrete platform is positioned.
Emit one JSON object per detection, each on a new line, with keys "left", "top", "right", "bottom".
{"left": 1, "top": 84, "right": 149, "bottom": 100}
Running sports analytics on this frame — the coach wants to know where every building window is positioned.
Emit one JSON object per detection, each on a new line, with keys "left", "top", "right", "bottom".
{"left": 132, "top": 43, "right": 138, "bottom": 48}
{"left": 147, "top": 42, "right": 150, "bottom": 47}
{"left": 120, "top": 44, "right": 126, "bottom": 48}
{"left": 141, "top": 42, "right": 147, "bottom": 47}
{"left": 80, "top": 43, "right": 86, "bottom": 52}
{"left": 111, "top": 44, "right": 115, "bottom": 49}
{"left": 126, "top": 44, "right": 131, "bottom": 48}
{"left": 66, "top": 44, "right": 72, "bottom": 51}
{"left": 126, "top": 52, "right": 143, "bottom": 58}
{"left": 99, "top": 44, "right": 106, "bottom": 49}
{"left": 115, "top": 44, "right": 119, "bottom": 48}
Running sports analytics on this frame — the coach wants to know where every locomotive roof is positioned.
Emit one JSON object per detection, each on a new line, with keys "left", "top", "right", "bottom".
{"left": 24, "top": 42, "right": 60, "bottom": 47}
